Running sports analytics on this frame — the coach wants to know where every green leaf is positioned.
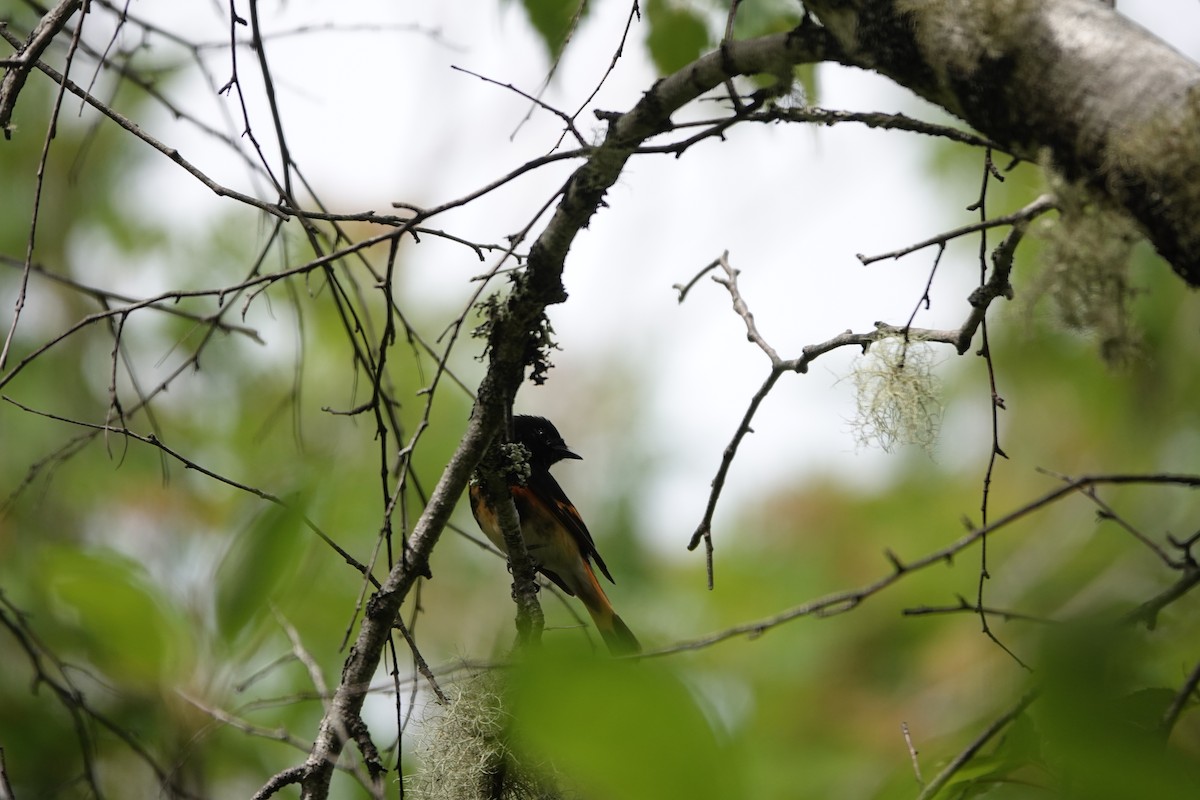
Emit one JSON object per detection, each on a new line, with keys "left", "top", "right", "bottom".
{"left": 215, "top": 498, "right": 307, "bottom": 645}
{"left": 794, "top": 62, "right": 820, "bottom": 105}
{"left": 1118, "top": 687, "right": 1179, "bottom": 735}
{"left": 520, "top": 0, "right": 589, "bottom": 61}
{"left": 42, "top": 547, "right": 181, "bottom": 684}
{"left": 507, "top": 643, "right": 741, "bottom": 799}
{"left": 731, "top": 0, "right": 803, "bottom": 39}
{"left": 645, "top": 0, "right": 711, "bottom": 75}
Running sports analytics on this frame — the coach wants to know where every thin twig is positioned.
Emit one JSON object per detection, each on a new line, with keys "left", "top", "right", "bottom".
{"left": 902, "top": 243, "right": 945, "bottom": 336}
{"left": 672, "top": 256, "right": 722, "bottom": 302}
{"left": 903, "top": 597, "right": 1056, "bottom": 625}
{"left": 0, "top": 255, "right": 265, "bottom": 341}
{"left": 180, "top": 692, "right": 314, "bottom": 753}
{"left": 0, "top": 24, "right": 290, "bottom": 217}
{"left": 1038, "top": 473, "right": 1185, "bottom": 568}
{"left": 0, "top": 746, "right": 15, "bottom": 800}
{"left": 756, "top": 106, "right": 1006, "bottom": 151}
{"left": 677, "top": 190, "right": 1049, "bottom": 565}
{"left": 971, "top": 149, "right": 1028, "bottom": 671}
{"left": 0, "top": 591, "right": 201, "bottom": 799}
{"left": 2, "top": 396, "right": 378, "bottom": 583}
{"left": 901, "top": 722, "right": 924, "bottom": 789}
{"left": 510, "top": 0, "right": 588, "bottom": 138}
{"left": 661, "top": 474, "right": 1200, "bottom": 654}
{"left": 915, "top": 691, "right": 1038, "bottom": 800}
{"left": 451, "top": 64, "right": 587, "bottom": 147}
{"left": 720, "top": 0, "right": 746, "bottom": 113}
{"left": 1160, "top": 657, "right": 1200, "bottom": 737}
{"left": 1124, "top": 565, "right": 1200, "bottom": 630}
{"left": 560, "top": 0, "right": 641, "bottom": 147}
{"left": 394, "top": 615, "right": 448, "bottom": 704}
{"left": 275, "top": 610, "right": 330, "bottom": 705}
{"left": 857, "top": 194, "right": 1055, "bottom": 265}
{"left": 712, "top": 251, "right": 781, "bottom": 364}
{"left": 1, "top": 0, "right": 88, "bottom": 372}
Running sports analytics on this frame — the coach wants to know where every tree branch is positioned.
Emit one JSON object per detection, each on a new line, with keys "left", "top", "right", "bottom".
{"left": 662, "top": 474, "right": 1200, "bottom": 654}
{"left": 278, "top": 19, "right": 842, "bottom": 798}
{"left": 915, "top": 691, "right": 1039, "bottom": 800}
{"left": 1161, "top": 657, "right": 1200, "bottom": 739}
{"left": 682, "top": 214, "right": 1049, "bottom": 562}
{"left": 475, "top": 437, "right": 545, "bottom": 651}
{"left": 0, "top": 0, "right": 83, "bottom": 137}
{"left": 807, "top": 0, "right": 1200, "bottom": 284}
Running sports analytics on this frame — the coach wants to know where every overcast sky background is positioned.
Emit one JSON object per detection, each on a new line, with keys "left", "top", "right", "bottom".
{"left": 70, "top": 0, "right": 1200, "bottom": 553}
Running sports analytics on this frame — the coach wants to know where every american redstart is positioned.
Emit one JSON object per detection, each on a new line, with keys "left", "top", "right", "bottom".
{"left": 470, "top": 415, "right": 639, "bottom": 655}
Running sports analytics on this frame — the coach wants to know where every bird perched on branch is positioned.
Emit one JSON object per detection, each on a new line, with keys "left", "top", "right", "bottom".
{"left": 470, "top": 415, "right": 640, "bottom": 655}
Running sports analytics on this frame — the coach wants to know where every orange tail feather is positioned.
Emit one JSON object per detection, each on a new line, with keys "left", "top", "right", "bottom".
{"left": 575, "top": 561, "right": 640, "bottom": 655}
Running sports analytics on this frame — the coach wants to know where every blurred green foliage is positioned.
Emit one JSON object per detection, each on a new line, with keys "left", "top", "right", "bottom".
{"left": 0, "top": 64, "right": 475, "bottom": 798}
{"left": 507, "top": 644, "right": 741, "bottom": 799}
{"left": 644, "top": 0, "right": 711, "bottom": 75}
{"left": 518, "top": 0, "right": 592, "bottom": 61}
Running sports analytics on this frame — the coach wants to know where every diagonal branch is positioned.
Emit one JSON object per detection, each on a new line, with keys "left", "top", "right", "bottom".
{"left": 858, "top": 194, "right": 1056, "bottom": 267}
{"left": 916, "top": 691, "right": 1039, "bottom": 800}
{"left": 274, "top": 18, "right": 843, "bottom": 800}
{"left": 665, "top": 473, "right": 1200, "bottom": 654}
{"left": 2, "top": 396, "right": 377, "bottom": 583}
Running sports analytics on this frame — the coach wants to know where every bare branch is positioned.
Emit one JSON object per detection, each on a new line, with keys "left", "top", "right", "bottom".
{"left": 857, "top": 194, "right": 1056, "bottom": 265}
{"left": 712, "top": 251, "right": 781, "bottom": 365}
{"left": 0, "top": 0, "right": 83, "bottom": 137}
{"left": 901, "top": 721, "right": 924, "bottom": 790}
{"left": 181, "top": 692, "right": 314, "bottom": 753}
{"left": 560, "top": 0, "right": 642, "bottom": 146}
{"left": 451, "top": 64, "right": 588, "bottom": 148}
{"left": 0, "top": 746, "right": 14, "bottom": 800}
{"left": 970, "top": 150, "right": 1024, "bottom": 669}
{"left": 1161, "top": 657, "right": 1200, "bottom": 738}
{"left": 663, "top": 474, "right": 1200, "bottom": 654}
{"left": 475, "top": 438, "right": 546, "bottom": 652}
{"left": 2, "top": 396, "right": 378, "bottom": 583}
{"left": 903, "top": 597, "right": 1056, "bottom": 625}
{"left": 0, "top": 255, "right": 265, "bottom": 342}
{"left": 283, "top": 21, "right": 843, "bottom": 797}
{"left": 681, "top": 223, "right": 1046, "bottom": 561}
{"left": 754, "top": 105, "right": 1006, "bottom": 150}
{"left": 1037, "top": 467, "right": 1185, "bottom": 569}
{"left": 0, "top": 591, "right": 202, "bottom": 799}
{"left": 672, "top": 256, "right": 722, "bottom": 303}
{"left": 252, "top": 767, "right": 305, "bottom": 800}
{"left": 1125, "top": 566, "right": 1200, "bottom": 630}
{"left": 0, "top": 24, "right": 292, "bottom": 217}
{"left": 916, "top": 691, "right": 1039, "bottom": 800}
{"left": 1, "top": 1, "right": 88, "bottom": 372}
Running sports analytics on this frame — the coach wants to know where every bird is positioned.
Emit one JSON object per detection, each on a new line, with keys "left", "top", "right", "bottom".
{"left": 469, "top": 415, "right": 640, "bottom": 655}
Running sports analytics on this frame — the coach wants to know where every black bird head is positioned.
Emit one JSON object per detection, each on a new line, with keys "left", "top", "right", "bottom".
{"left": 512, "top": 415, "right": 581, "bottom": 471}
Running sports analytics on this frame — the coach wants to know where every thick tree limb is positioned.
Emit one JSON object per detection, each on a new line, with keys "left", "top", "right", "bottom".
{"left": 807, "top": 0, "right": 1200, "bottom": 285}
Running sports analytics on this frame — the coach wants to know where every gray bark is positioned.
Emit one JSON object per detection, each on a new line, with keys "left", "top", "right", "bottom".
{"left": 809, "top": 0, "right": 1200, "bottom": 284}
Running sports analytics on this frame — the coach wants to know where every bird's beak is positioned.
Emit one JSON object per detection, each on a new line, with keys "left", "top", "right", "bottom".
{"left": 556, "top": 446, "right": 582, "bottom": 461}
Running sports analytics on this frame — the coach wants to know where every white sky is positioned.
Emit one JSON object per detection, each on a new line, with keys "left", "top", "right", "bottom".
{"left": 56, "top": 0, "right": 1200, "bottom": 553}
